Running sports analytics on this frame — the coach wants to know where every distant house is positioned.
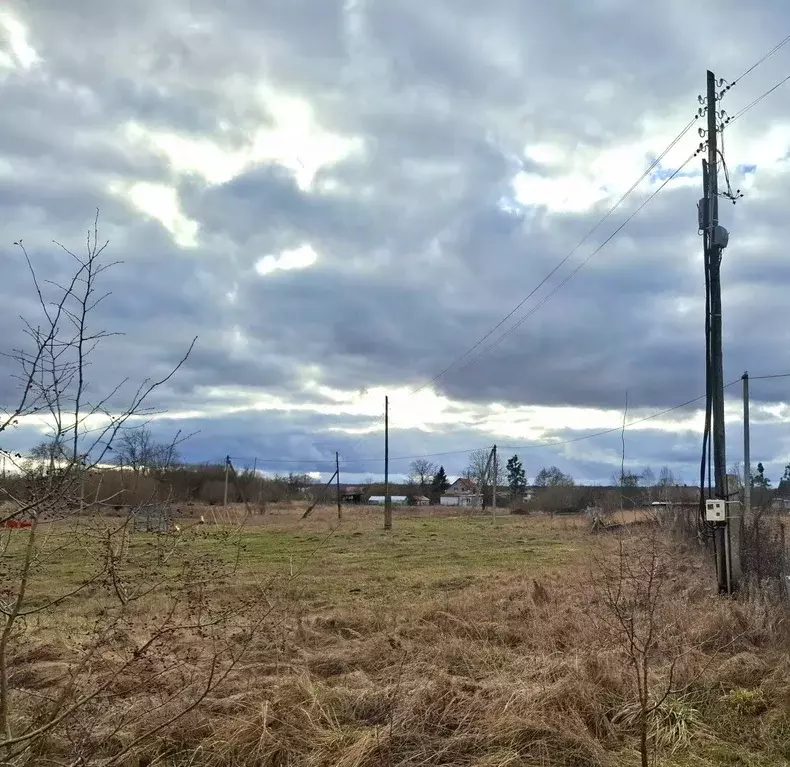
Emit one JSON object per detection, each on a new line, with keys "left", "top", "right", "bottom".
{"left": 408, "top": 495, "right": 430, "bottom": 506}
{"left": 441, "top": 477, "right": 481, "bottom": 508}
{"left": 444, "top": 478, "right": 478, "bottom": 497}
{"left": 440, "top": 494, "right": 481, "bottom": 508}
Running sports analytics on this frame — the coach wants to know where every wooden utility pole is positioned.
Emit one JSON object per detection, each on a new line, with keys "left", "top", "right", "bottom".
{"left": 336, "top": 451, "right": 342, "bottom": 520}
{"left": 252, "top": 456, "right": 265, "bottom": 508}
{"left": 481, "top": 447, "right": 493, "bottom": 513}
{"left": 741, "top": 371, "right": 750, "bottom": 542}
{"left": 223, "top": 454, "right": 230, "bottom": 508}
{"left": 301, "top": 469, "right": 338, "bottom": 520}
{"left": 384, "top": 396, "right": 392, "bottom": 530}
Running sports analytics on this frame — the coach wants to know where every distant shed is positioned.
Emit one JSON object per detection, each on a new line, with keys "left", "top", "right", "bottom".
{"left": 341, "top": 485, "right": 365, "bottom": 504}
{"left": 368, "top": 495, "right": 408, "bottom": 506}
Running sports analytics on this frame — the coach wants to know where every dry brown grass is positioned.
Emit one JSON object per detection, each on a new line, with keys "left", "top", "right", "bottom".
{"left": 6, "top": 510, "right": 790, "bottom": 766}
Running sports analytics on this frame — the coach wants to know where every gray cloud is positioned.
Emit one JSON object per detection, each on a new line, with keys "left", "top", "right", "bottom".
{"left": 2, "top": 0, "right": 790, "bottom": 484}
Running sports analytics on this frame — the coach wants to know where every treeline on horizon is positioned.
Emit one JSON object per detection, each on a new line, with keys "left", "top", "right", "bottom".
{"left": 0, "top": 458, "right": 703, "bottom": 511}
{"left": 9, "top": 429, "right": 784, "bottom": 511}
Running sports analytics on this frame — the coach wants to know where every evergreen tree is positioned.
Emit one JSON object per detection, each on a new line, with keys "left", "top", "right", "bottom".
{"left": 753, "top": 461, "right": 771, "bottom": 489}
{"left": 506, "top": 454, "right": 527, "bottom": 499}
{"left": 430, "top": 466, "right": 449, "bottom": 496}
{"left": 778, "top": 463, "right": 790, "bottom": 495}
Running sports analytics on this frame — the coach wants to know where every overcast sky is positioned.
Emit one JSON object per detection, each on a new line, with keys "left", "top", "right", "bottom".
{"left": 2, "top": 1, "right": 790, "bottom": 485}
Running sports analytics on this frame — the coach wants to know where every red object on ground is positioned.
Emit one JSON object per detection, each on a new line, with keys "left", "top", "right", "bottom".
{"left": 4, "top": 520, "right": 32, "bottom": 528}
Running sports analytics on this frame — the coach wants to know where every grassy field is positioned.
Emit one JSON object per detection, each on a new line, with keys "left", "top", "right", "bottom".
{"left": 5, "top": 505, "right": 790, "bottom": 766}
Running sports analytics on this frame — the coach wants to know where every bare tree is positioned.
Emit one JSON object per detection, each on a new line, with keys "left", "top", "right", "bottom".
{"left": 534, "top": 466, "right": 574, "bottom": 487}
{"left": 0, "top": 215, "right": 271, "bottom": 765}
{"left": 28, "top": 439, "right": 69, "bottom": 475}
{"left": 408, "top": 458, "right": 436, "bottom": 489}
{"left": 463, "top": 448, "right": 488, "bottom": 485}
{"left": 464, "top": 448, "right": 503, "bottom": 488}
{"left": 113, "top": 425, "right": 181, "bottom": 474}
{"left": 657, "top": 464, "right": 674, "bottom": 484}
{"left": 594, "top": 530, "right": 673, "bottom": 767}
{"left": 593, "top": 526, "right": 720, "bottom": 766}
{"left": 640, "top": 467, "right": 656, "bottom": 503}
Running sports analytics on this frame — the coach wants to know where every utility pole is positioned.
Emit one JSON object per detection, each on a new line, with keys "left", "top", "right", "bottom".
{"left": 742, "top": 371, "right": 751, "bottom": 526}
{"left": 253, "top": 455, "right": 264, "bottom": 508}
{"left": 481, "top": 447, "right": 493, "bottom": 513}
{"left": 336, "top": 451, "right": 342, "bottom": 520}
{"left": 707, "top": 71, "right": 727, "bottom": 506}
{"left": 384, "top": 396, "right": 392, "bottom": 530}
{"left": 491, "top": 445, "right": 498, "bottom": 521}
{"left": 223, "top": 454, "right": 230, "bottom": 508}
{"left": 702, "top": 70, "right": 736, "bottom": 592}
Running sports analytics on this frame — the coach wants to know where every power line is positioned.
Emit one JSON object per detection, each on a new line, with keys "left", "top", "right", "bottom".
{"left": 409, "top": 119, "right": 698, "bottom": 395}
{"left": 338, "top": 120, "right": 700, "bottom": 458}
{"left": 229, "top": 376, "right": 762, "bottom": 468}
{"left": 724, "top": 72, "right": 790, "bottom": 127}
{"left": 227, "top": 366, "right": 790, "bottom": 471}
{"left": 227, "top": 363, "right": 790, "bottom": 472}
{"left": 229, "top": 446, "right": 483, "bottom": 467}
{"left": 451, "top": 151, "right": 699, "bottom": 375}
{"left": 730, "top": 33, "right": 790, "bottom": 86}
{"left": 750, "top": 371, "right": 790, "bottom": 380}
{"left": 720, "top": 30, "right": 790, "bottom": 127}
{"left": 402, "top": 35, "right": 790, "bottom": 400}
{"left": 500, "top": 379, "right": 741, "bottom": 452}
{"left": 225, "top": 369, "right": 790, "bottom": 469}
{"left": 328, "top": 37, "right": 790, "bottom": 462}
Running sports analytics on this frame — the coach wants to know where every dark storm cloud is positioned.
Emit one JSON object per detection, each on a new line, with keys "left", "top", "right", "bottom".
{"left": 2, "top": 0, "right": 790, "bottom": 485}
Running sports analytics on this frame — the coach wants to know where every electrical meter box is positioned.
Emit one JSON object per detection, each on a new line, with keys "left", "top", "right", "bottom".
{"left": 705, "top": 499, "right": 726, "bottom": 523}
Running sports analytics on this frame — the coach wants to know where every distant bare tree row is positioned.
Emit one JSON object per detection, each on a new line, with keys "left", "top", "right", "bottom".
{"left": 29, "top": 425, "right": 182, "bottom": 476}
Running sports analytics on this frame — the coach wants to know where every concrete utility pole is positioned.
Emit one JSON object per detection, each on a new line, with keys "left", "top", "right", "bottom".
{"left": 743, "top": 371, "right": 751, "bottom": 522}
{"left": 707, "top": 71, "right": 727, "bottom": 507}
{"left": 384, "top": 396, "right": 392, "bottom": 530}
{"left": 336, "top": 451, "right": 342, "bottom": 520}
{"left": 702, "top": 70, "right": 738, "bottom": 592}
{"left": 491, "top": 445, "right": 498, "bottom": 520}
